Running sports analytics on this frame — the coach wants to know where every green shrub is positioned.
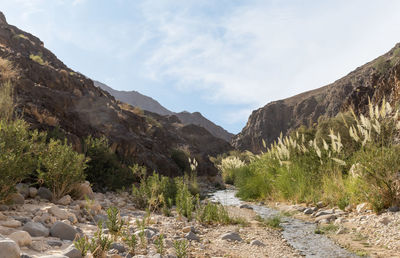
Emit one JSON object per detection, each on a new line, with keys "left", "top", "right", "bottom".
{"left": 89, "top": 221, "right": 112, "bottom": 258}
{"left": 196, "top": 202, "right": 242, "bottom": 225}
{"left": 122, "top": 231, "right": 137, "bottom": 255}
{"left": 131, "top": 168, "right": 177, "bottom": 212}
{"left": 174, "top": 239, "right": 188, "bottom": 258}
{"left": 175, "top": 177, "right": 198, "bottom": 220}
{"left": 106, "top": 206, "right": 125, "bottom": 239}
{"left": 256, "top": 215, "right": 282, "bottom": 229}
{"left": 38, "top": 139, "right": 87, "bottom": 200}
{"left": 171, "top": 149, "right": 190, "bottom": 173}
{"left": 84, "top": 136, "right": 133, "bottom": 191}
{"left": 0, "top": 119, "right": 46, "bottom": 202}
{"left": 154, "top": 234, "right": 165, "bottom": 255}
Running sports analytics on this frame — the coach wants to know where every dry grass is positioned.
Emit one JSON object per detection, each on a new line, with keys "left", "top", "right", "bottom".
{"left": 0, "top": 57, "right": 18, "bottom": 81}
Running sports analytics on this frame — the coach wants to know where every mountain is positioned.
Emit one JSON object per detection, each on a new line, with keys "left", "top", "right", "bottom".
{"left": 232, "top": 43, "right": 400, "bottom": 153}
{"left": 0, "top": 11, "right": 232, "bottom": 178}
{"left": 95, "top": 81, "right": 234, "bottom": 142}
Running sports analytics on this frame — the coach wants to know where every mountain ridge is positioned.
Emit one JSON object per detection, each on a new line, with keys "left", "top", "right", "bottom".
{"left": 94, "top": 80, "right": 234, "bottom": 142}
{"left": 232, "top": 43, "right": 400, "bottom": 153}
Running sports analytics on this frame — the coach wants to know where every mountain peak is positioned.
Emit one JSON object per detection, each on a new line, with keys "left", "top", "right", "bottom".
{"left": 0, "top": 11, "right": 7, "bottom": 25}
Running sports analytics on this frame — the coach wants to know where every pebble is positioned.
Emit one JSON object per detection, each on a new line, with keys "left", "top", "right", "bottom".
{"left": 49, "top": 206, "right": 69, "bottom": 220}
{"left": 29, "top": 187, "right": 38, "bottom": 198}
{"left": 0, "top": 219, "right": 21, "bottom": 228}
{"left": 57, "top": 195, "right": 72, "bottom": 206}
{"left": 37, "top": 187, "right": 53, "bottom": 201}
{"left": 250, "top": 240, "right": 265, "bottom": 246}
{"left": 220, "top": 232, "right": 242, "bottom": 242}
{"left": 185, "top": 231, "right": 200, "bottom": 241}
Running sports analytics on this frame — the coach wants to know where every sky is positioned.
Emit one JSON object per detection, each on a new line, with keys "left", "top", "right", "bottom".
{"left": 1, "top": 0, "right": 400, "bottom": 133}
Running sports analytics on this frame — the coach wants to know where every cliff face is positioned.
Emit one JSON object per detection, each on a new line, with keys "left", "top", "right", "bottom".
{"left": 95, "top": 81, "right": 234, "bottom": 142}
{"left": 0, "top": 12, "right": 232, "bottom": 177}
{"left": 233, "top": 43, "right": 400, "bottom": 153}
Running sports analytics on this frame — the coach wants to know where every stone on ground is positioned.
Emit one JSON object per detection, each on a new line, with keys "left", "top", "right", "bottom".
{"left": 220, "top": 232, "right": 242, "bottom": 242}
{"left": 0, "top": 239, "right": 20, "bottom": 258}
{"left": 8, "top": 231, "right": 32, "bottom": 247}
{"left": 23, "top": 222, "right": 49, "bottom": 237}
{"left": 50, "top": 221, "right": 78, "bottom": 241}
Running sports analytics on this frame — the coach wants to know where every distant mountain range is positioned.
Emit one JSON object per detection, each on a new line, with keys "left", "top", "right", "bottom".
{"left": 94, "top": 81, "right": 234, "bottom": 142}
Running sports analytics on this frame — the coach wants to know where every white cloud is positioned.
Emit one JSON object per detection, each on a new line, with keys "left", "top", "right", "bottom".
{"left": 143, "top": 0, "right": 400, "bottom": 108}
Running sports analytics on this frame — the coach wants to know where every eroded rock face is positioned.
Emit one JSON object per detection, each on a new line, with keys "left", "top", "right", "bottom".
{"left": 233, "top": 43, "right": 400, "bottom": 153}
{"left": 0, "top": 13, "right": 231, "bottom": 179}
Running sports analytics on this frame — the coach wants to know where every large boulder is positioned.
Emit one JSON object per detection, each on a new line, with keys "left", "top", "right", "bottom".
{"left": 8, "top": 231, "right": 32, "bottom": 247}
{"left": 23, "top": 222, "right": 49, "bottom": 237}
{"left": 50, "top": 222, "right": 78, "bottom": 241}
{"left": 0, "top": 239, "right": 20, "bottom": 258}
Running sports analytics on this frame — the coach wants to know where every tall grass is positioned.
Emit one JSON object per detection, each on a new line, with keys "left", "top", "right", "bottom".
{"left": 218, "top": 100, "right": 400, "bottom": 212}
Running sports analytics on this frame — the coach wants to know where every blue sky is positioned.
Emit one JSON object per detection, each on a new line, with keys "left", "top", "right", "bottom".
{"left": 2, "top": 0, "right": 400, "bottom": 133}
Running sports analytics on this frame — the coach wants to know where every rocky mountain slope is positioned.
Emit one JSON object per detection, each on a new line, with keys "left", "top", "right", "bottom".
{"left": 95, "top": 81, "right": 234, "bottom": 142}
{"left": 0, "top": 11, "right": 231, "bottom": 177}
{"left": 233, "top": 43, "right": 400, "bottom": 153}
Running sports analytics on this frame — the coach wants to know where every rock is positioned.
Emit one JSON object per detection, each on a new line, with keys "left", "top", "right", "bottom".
{"left": 23, "top": 222, "right": 49, "bottom": 237}
{"left": 0, "top": 212, "right": 6, "bottom": 220}
{"left": 20, "top": 254, "right": 34, "bottom": 258}
{"left": 62, "top": 245, "right": 82, "bottom": 258}
{"left": 388, "top": 206, "right": 399, "bottom": 212}
{"left": 151, "top": 255, "right": 162, "bottom": 258}
{"left": 294, "top": 206, "right": 306, "bottom": 212}
{"left": 68, "top": 213, "right": 78, "bottom": 224}
{"left": 57, "top": 195, "right": 72, "bottom": 206}
{"left": 49, "top": 206, "right": 69, "bottom": 220}
{"left": 134, "top": 229, "right": 156, "bottom": 239}
{"left": 356, "top": 203, "right": 369, "bottom": 213}
{"left": 50, "top": 221, "right": 78, "bottom": 241}
{"left": 185, "top": 231, "right": 200, "bottom": 241}
{"left": 9, "top": 193, "right": 24, "bottom": 205}
{"left": 303, "top": 208, "right": 314, "bottom": 215}
{"left": 74, "top": 181, "right": 94, "bottom": 200}
{"left": 0, "top": 239, "right": 20, "bottom": 258}
{"left": 0, "top": 226, "right": 17, "bottom": 235}
{"left": 13, "top": 216, "right": 31, "bottom": 224}
{"left": 8, "top": 231, "right": 32, "bottom": 247}
{"left": 47, "top": 240, "right": 63, "bottom": 247}
{"left": 220, "top": 232, "right": 242, "bottom": 242}
{"left": 37, "top": 187, "right": 53, "bottom": 201}
{"left": 110, "top": 242, "right": 126, "bottom": 253}
{"left": 314, "top": 210, "right": 333, "bottom": 217}
{"left": 316, "top": 201, "right": 325, "bottom": 208}
{"left": 315, "top": 214, "right": 337, "bottom": 223}
{"left": 182, "top": 226, "right": 196, "bottom": 233}
{"left": 29, "top": 187, "right": 37, "bottom": 198}
{"left": 379, "top": 217, "right": 391, "bottom": 225}
{"left": 39, "top": 256, "right": 68, "bottom": 258}
{"left": 89, "top": 202, "right": 102, "bottom": 215}
{"left": 16, "top": 183, "right": 30, "bottom": 198}
{"left": 1, "top": 219, "right": 22, "bottom": 228}
{"left": 239, "top": 204, "right": 253, "bottom": 210}
{"left": 0, "top": 205, "right": 8, "bottom": 211}
{"left": 334, "top": 217, "right": 347, "bottom": 225}
{"left": 250, "top": 240, "right": 265, "bottom": 246}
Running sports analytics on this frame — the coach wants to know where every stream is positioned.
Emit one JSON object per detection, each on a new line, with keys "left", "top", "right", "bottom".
{"left": 210, "top": 189, "right": 359, "bottom": 258}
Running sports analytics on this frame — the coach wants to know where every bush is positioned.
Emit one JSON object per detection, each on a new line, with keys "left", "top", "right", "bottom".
{"left": 0, "top": 119, "right": 46, "bottom": 202}
{"left": 196, "top": 202, "right": 241, "bottom": 225}
{"left": 171, "top": 149, "right": 190, "bottom": 173}
{"left": 131, "top": 168, "right": 177, "bottom": 212}
{"left": 175, "top": 177, "right": 198, "bottom": 220}
{"left": 38, "top": 139, "right": 87, "bottom": 200}
{"left": 84, "top": 136, "right": 133, "bottom": 191}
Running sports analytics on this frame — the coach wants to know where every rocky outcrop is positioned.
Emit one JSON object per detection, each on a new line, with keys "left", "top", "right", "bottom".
{"left": 0, "top": 11, "right": 231, "bottom": 177}
{"left": 233, "top": 43, "right": 400, "bottom": 153}
{"left": 95, "top": 81, "right": 234, "bottom": 142}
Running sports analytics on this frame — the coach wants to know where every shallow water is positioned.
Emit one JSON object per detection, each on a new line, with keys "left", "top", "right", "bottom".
{"left": 210, "top": 189, "right": 359, "bottom": 258}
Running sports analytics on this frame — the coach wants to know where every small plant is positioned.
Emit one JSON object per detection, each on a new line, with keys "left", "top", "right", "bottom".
{"left": 196, "top": 202, "right": 233, "bottom": 225}
{"left": 89, "top": 221, "right": 112, "bottom": 258}
{"left": 314, "top": 224, "right": 339, "bottom": 234}
{"left": 256, "top": 215, "right": 282, "bottom": 229}
{"left": 122, "top": 231, "right": 137, "bottom": 255}
{"left": 154, "top": 234, "right": 165, "bottom": 255}
{"left": 174, "top": 239, "right": 189, "bottom": 258}
{"left": 29, "top": 53, "right": 47, "bottom": 66}
{"left": 175, "top": 178, "right": 198, "bottom": 220}
{"left": 106, "top": 206, "right": 125, "bottom": 239}
{"left": 73, "top": 235, "right": 90, "bottom": 256}
{"left": 136, "top": 217, "right": 147, "bottom": 249}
